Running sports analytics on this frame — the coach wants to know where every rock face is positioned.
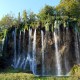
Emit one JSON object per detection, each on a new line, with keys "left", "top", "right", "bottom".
{"left": 2, "top": 21, "right": 80, "bottom": 76}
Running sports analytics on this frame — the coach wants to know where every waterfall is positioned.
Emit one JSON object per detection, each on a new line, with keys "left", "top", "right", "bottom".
{"left": 54, "top": 31, "right": 62, "bottom": 75}
{"left": 20, "top": 29, "right": 26, "bottom": 68}
{"left": 16, "top": 31, "right": 21, "bottom": 68}
{"left": 54, "top": 20, "right": 62, "bottom": 75}
{"left": 64, "top": 26, "right": 70, "bottom": 75}
{"left": 57, "top": 21, "right": 60, "bottom": 43}
{"left": 23, "top": 28, "right": 32, "bottom": 70}
{"left": 5, "top": 21, "right": 80, "bottom": 76}
{"left": 32, "top": 29, "right": 37, "bottom": 75}
{"left": 41, "top": 30, "right": 45, "bottom": 75}
{"left": 12, "top": 28, "right": 17, "bottom": 68}
{"left": 28, "top": 28, "right": 33, "bottom": 71}
{"left": 2, "top": 38, "right": 5, "bottom": 51}
{"left": 75, "top": 27, "right": 80, "bottom": 64}
{"left": 2, "top": 30, "right": 7, "bottom": 52}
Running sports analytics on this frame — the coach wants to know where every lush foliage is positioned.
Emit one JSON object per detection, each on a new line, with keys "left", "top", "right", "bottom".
{"left": 0, "top": 64, "right": 80, "bottom": 80}
{"left": 56, "top": 0, "right": 80, "bottom": 18}
{"left": 0, "top": 0, "right": 80, "bottom": 31}
{"left": 0, "top": 73, "right": 79, "bottom": 80}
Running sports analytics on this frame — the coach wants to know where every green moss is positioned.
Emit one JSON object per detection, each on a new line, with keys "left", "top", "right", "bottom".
{"left": 0, "top": 65, "right": 80, "bottom": 80}
{"left": 0, "top": 73, "right": 79, "bottom": 80}
{"left": 69, "top": 65, "right": 80, "bottom": 77}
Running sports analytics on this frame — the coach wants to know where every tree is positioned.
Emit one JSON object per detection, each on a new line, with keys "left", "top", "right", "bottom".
{"left": 22, "top": 10, "right": 28, "bottom": 24}
{"left": 28, "top": 12, "right": 36, "bottom": 25}
{"left": 18, "top": 12, "right": 21, "bottom": 25}
{"left": 0, "top": 14, "right": 15, "bottom": 28}
{"left": 56, "top": 0, "right": 80, "bottom": 18}
{"left": 38, "top": 5, "right": 55, "bottom": 24}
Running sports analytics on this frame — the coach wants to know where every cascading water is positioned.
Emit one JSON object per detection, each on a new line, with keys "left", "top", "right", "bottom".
{"left": 12, "top": 28, "right": 17, "bottom": 68}
{"left": 23, "top": 28, "right": 32, "bottom": 70}
{"left": 2, "top": 38, "right": 5, "bottom": 51}
{"left": 2, "top": 30, "right": 7, "bottom": 51}
{"left": 16, "top": 31, "right": 21, "bottom": 68}
{"left": 54, "top": 20, "right": 62, "bottom": 75}
{"left": 57, "top": 21, "right": 61, "bottom": 46}
{"left": 54, "top": 31, "right": 62, "bottom": 75}
{"left": 75, "top": 26, "right": 80, "bottom": 64}
{"left": 20, "top": 29, "right": 26, "bottom": 68}
{"left": 41, "top": 30, "right": 45, "bottom": 75}
{"left": 27, "top": 28, "right": 33, "bottom": 71}
{"left": 64, "top": 23, "right": 70, "bottom": 75}
{"left": 32, "top": 29, "right": 37, "bottom": 75}
{"left": 4, "top": 20, "right": 80, "bottom": 76}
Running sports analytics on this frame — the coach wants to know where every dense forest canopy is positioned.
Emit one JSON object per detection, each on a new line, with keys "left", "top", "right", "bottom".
{"left": 0, "top": 0, "right": 80, "bottom": 39}
{"left": 56, "top": 0, "right": 80, "bottom": 17}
